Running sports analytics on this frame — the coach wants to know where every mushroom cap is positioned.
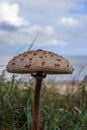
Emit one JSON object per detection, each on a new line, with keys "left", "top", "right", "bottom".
{"left": 7, "top": 49, "right": 74, "bottom": 74}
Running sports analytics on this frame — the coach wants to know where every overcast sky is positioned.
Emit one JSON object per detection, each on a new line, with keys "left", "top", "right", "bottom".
{"left": 0, "top": 0, "right": 87, "bottom": 57}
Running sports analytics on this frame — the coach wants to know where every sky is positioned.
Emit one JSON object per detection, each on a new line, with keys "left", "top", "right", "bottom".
{"left": 0, "top": 0, "right": 87, "bottom": 68}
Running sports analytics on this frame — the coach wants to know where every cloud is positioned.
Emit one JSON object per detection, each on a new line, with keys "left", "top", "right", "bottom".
{"left": 49, "top": 39, "right": 67, "bottom": 47}
{"left": 44, "top": 26, "right": 55, "bottom": 35}
{"left": 58, "top": 17, "right": 78, "bottom": 27}
{"left": 0, "top": 2, "right": 29, "bottom": 27}
{"left": 23, "top": 25, "right": 55, "bottom": 35}
{"left": 0, "top": 0, "right": 87, "bottom": 56}
{"left": 37, "top": 39, "right": 67, "bottom": 47}
{"left": 0, "top": 22, "right": 18, "bottom": 31}
{"left": 0, "top": 24, "right": 55, "bottom": 45}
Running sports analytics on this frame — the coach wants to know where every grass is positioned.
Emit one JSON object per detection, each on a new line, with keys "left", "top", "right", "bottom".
{"left": 0, "top": 74, "right": 87, "bottom": 130}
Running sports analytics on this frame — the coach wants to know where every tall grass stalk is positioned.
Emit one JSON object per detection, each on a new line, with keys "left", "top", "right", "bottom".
{"left": 0, "top": 74, "right": 87, "bottom": 130}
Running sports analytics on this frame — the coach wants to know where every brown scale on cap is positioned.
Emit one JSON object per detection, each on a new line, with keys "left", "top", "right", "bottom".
{"left": 22, "top": 51, "right": 32, "bottom": 57}
{"left": 21, "top": 58, "right": 24, "bottom": 61}
{"left": 37, "top": 49, "right": 43, "bottom": 52}
{"left": 13, "top": 59, "right": 15, "bottom": 61}
{"left": 39, "top": 56, "right": 43, "bottom": 58}
{"left": 18, "top": 54, "right": 22, "bottom": 56}
{"left": 29, "top": 58, "right": 32, "bottom": 60}
{"left": 25, "top": 64, "right": 31, "bottom": 68}
{"left": 12, "top": 63, "right": 15, "bottom": 65}
{"left": 67, "top": 64, "right": 69, "bottom": 67}
{"left": 42, "top": 61, "right": 45, "bottom": 65}
{"left": 51, "top": 54, "right": 54, "bottom": 57}
{"left": 55, "top": 64, "right": 60, "bottom": 68}
{"left": 56, "top": 59, "right": 61, "bottom": 61}
{"left": 23, "top": 53, "right": 28, "bottom": 57}
{"left": 33, "top": 52, "right": 37, "bottom": 56}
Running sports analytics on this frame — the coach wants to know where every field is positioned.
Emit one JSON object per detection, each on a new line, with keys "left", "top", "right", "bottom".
{"left": 0, "top": 73, "right": 87, "bottom": 130}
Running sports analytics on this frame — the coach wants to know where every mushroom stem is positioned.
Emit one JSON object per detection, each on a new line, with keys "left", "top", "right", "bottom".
{"left": 31, "top": 71, "right": 43, "bottom": 130}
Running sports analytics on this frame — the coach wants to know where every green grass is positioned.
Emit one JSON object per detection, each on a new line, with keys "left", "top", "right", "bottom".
{"left": 0, "top": 74, "right": 87, "bottom": 130}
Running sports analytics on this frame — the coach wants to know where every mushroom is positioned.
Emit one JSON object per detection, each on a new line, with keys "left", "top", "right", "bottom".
{"left": 6, "top": 49, "right": 74, "bottom": 130}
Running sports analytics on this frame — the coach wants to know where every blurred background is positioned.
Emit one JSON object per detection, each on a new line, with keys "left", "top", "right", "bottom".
{"left": 0, "top": 0, "right": 87, "bottom": 81}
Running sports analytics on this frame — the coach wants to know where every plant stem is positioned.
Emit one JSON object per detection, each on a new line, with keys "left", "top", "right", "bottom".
{"left": 31, "top": 72, "right": 43, "bottom": 130}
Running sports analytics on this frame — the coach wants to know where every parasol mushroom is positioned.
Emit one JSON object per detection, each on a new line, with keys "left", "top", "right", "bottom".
{"left": 6, "top": 49, "right": 74, "bottom": 130}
